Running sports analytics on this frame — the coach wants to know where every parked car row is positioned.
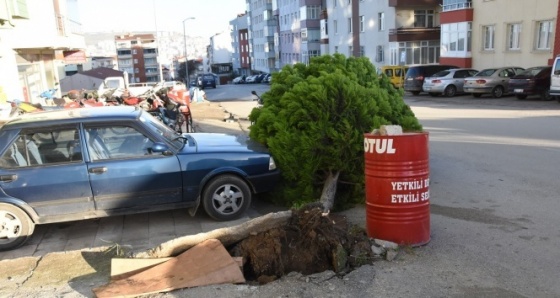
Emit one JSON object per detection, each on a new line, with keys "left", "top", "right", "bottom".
{"left": 401, "top": 63, "right": 554, "bottom": 100}
{"left": 232, "top": 74, "right": 271, "bottom": 85}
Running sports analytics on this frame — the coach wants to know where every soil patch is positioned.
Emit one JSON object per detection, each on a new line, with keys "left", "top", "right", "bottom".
{"left": 228, "top": 205, "right": 375, "bottom": 284}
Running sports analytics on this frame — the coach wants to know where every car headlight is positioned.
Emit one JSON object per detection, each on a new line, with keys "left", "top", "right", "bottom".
{"left": 269, "top": 157, "right": 277, "bottom": 170}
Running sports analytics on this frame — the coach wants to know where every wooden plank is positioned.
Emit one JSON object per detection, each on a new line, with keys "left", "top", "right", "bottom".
{"left": 93, "top": 239, "right": 245, "bottom": 298}
{"left": 110, "top": 258, "right": 171, "bottom": 281}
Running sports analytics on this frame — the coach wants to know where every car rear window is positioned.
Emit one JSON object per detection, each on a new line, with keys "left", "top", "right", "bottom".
{"left": 521, "top": 67, "right": 546, "bottom": 76}
{"left": 432, "top": 70, "right": 450, "bottom": 77}
{"left": 476, "top": 69, "right": 497, "bottom": 76}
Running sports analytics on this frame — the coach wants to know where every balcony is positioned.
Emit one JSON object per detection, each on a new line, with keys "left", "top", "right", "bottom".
{"left": 389, "top": 27, "right": 440, "bottom": 42}
{"left": 389, "top": 0, "right": 440, "bottom": 7}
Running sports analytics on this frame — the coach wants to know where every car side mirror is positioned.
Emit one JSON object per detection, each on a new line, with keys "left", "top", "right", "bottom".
{"left": 150, "top": 142, "right": 172, "bottom": 155}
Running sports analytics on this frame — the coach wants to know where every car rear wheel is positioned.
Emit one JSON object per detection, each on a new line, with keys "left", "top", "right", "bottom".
{"left": 202, "top": 175, "right": 252, "bottom": 221}
{"left": 492, "top": 86, "right": 504, "bottom": 98}
{"left": 0, "top": 203, "right": 34, "bottom": 251}
{"left": 516, "top": 94, "right": 528, "bottom": 100}
{"left": 444, "top": 85, "right": 457, "bottom": 97}
{"left": 540, "top": 90, "right": 552, "bottom": 101}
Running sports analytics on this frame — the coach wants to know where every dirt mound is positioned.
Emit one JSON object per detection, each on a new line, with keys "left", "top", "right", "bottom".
{"left": 229, "top": 205, "right": 375, "bottom": 284}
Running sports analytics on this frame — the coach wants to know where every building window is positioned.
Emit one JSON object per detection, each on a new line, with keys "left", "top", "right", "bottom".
{"left": 483, "top": 25, "right": 495, "bottom": 50}
{"left": 334, "top": 20, "right": 338, "bottom": 34}
{"left": 334, "top": 46, "right": 339, "bottom": 53}
{"left": 359, "top": 16, "right": 364, "bottom": 32}
{"left": 376, "top": 45, "right": 384, "bottom": 62}
{"left": 378, "top": 12, "right": 385, "bottom": 31}
{"left": 507, "top": 23, "right": 522, "bottom": 51}
{"left": 348, "top": 17, "right": 352, "bottom": 33}
{"left": 360, "top": 46, "right": 365, "bottom": 57}
{"left": 349, "top": 46, "right": 353, "bottom": 57}
{"left": 306, "top": 5, "right": 320, "bottom": 20}
{"left": 535, "top": 20, "right": 553, "bottom": 50}
{"left": 414, "top": 10, "right": 434, "bottom": 28}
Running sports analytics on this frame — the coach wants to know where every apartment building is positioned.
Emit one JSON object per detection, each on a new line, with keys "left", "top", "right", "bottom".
{"left": 0, "top": 0, "right": 85, "bottom": 104}
{"left": 208, "top": 32, "right": 234, "bottom": 84}
{"left": 247, "top": 0, "right": 277, "bottom": 73}
{"left": 469, "top": 0, "right": 556, "bottom": 69}
{"left": 115, "top": 34, "right": 161, "bottom": 83}
{"left": 230, "top": 13, "right": 252, "bottom": 76}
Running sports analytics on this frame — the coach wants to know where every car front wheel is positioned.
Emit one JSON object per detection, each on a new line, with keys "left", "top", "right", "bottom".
{"left": 0, "top": 203, "right": 34, "bottom": 251}
{"left": 202, "top": 175, "right": 252, "bottom": 221}
{"left": 444, "top": 85, "right": 457, "bottom": 97}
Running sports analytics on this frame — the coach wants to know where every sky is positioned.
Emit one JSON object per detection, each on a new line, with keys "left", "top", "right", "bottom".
{"left": 78, "top": 0, "right": 247, "bottom": 38}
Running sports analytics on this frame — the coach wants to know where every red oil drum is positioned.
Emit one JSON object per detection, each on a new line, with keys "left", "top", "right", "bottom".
{"left": 364, "top": 132, "right": 430, "bottom": 246}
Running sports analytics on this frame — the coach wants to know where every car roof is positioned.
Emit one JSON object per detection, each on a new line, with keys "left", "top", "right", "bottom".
{"left": 3, "top": 106, "right": 142, "bottom": 129}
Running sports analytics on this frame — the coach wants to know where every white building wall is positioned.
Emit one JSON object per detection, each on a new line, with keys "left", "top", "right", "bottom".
{"left": 326, "top": 0, "right": 353, "bottom": 57}
{"left": 210, "top": 32, "right": 233, "bottom": 64}
{"left": 358, "top": 0, "right": 395, "bottom": 68}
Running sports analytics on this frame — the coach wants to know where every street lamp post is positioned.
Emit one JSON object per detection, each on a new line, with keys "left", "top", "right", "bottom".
{"left": 182, "top": 17, "right": 195, "bottom": 85}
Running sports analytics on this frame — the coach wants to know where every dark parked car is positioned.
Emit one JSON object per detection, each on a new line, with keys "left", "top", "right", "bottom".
{"left": 508, "top": 66, "right": 552, "bottom": 100}
{"left": 0, "top": 106, "right": 280, "bottom": 250}
{"left": 196, "top": 74, "right": 216, "bottom": 89}
{"left": 404, "top": 64, "right": 459, "bottom": 95}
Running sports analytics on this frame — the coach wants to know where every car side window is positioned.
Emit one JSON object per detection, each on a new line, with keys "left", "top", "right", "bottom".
{"left": 385, "top": 69, "right": 393, "bottom": 77}
{"left": 84, "top": 125, "right": 155, "bottom": 161}
{"left": 453, "top": 70, "right": 466, "bottom": 78}
{"left": 0, "top": 127, "right": 82, "bottom": 168}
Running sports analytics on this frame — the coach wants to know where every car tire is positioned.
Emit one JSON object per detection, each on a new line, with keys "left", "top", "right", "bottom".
{"left": 444, "top": 85, "right": 457, "bottom": 97}
{"left": 540, "top": 89, "right": 552, "bottom": 101}
{"left": 516, "top": 94, "right": 528, "bottom": 100}
{"left": 0, "top": 203, "right": 34, "bottom": 251}
{"left": 492, "top": 86, "right": 504, "bottom": 98}
{"left": 202, "top": 175, "right": 252, "bottom": 221}
{"left": 472, "top": 93, "right": 482, "bottom": 98}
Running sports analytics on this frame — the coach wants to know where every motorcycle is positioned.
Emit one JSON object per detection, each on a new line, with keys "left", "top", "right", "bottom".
{"left": 146, "top": 90, "right": 187, "bottom": 133}
{"left": 252, "top": 90, "right": 263, "bottom": 106}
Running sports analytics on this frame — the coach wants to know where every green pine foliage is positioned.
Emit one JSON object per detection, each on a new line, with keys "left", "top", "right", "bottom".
{"left": 249, "top": 54, "right": 422, "bottom": 208}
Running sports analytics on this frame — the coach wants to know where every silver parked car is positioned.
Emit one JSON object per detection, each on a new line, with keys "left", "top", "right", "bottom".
{"left": 422, "top": 68, "right": 479, "bottom": 97}
{"left": 463, "top": 67, "right": 525, "bottom": 98}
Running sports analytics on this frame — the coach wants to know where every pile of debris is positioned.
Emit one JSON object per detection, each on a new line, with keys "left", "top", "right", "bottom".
{"left": 92, "top": 206, "right": 400, "bottom": 297}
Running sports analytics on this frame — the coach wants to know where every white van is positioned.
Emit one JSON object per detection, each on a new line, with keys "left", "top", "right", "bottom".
{"left": 550, "top": 55, "right": 560, "bottom": 100}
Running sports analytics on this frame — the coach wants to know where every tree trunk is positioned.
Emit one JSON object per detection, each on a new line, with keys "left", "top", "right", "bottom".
{"left": 319, "top": 171, "right": 340, "bottom": 212}
{"left": 134, "top": 210, "right": 293, "bottom": 258}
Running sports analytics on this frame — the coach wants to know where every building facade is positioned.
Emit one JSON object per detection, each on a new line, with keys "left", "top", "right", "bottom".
{"left": 115, "top": 34, "right": 160, "bottom": 83}
{"left": 247, "top": 0, "right": 277, "bottom": 73}
{"left": 230, "top": 13, "right": 252, "bottom": 76}
{"left": 0, "top": 0, "right": 85, "bottom": 104}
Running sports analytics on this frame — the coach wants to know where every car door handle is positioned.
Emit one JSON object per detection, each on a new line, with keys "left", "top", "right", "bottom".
{"left": 88, "top": 167, "right": 107, "bottom": 174}
{"left": 0, "top": 174, "right": 17, "bottom": 182}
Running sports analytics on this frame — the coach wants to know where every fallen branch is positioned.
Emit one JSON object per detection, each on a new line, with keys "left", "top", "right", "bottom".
{"left": 135, "top": 210, "right": 293, "bottom": 258}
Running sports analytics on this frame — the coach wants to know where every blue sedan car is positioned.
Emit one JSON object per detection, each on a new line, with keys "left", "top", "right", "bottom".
{"left": 0, "top": 106, "right": 279, "bottom": 250}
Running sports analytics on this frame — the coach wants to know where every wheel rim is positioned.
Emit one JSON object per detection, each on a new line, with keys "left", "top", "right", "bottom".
{"left": 0, "top": 210, "right": 23, "bottom": 244}
{"left": 445, "top": 86, "right": 456, "bottom": 97}
{"left": 494, "top": 87, "right": 503, "bottom": 98}
{"left": 211, "top": 184, "right": 244, "bottom": 216}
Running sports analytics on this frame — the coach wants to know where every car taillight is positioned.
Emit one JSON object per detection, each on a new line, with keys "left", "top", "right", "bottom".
{"left": 476, "top": 79, "right": 486, "bottom": 84}
{"left": 431, "top": 79, "right": 441, "bottom": 84}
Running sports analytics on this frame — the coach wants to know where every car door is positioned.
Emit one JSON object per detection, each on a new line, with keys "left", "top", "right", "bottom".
{"left": 83, "top": 123, "right": 183, "bottom": 211}
{"left": 0, "top": 125, "right": 94, "bottom": 219}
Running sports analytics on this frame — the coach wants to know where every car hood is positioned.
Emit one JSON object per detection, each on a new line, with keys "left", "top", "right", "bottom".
{"left": 182, "top": 133, "right": 269, "bottom": 154}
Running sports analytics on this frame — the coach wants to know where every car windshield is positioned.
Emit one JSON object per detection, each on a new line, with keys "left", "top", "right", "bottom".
{"left": 138, "top": 111, "right": 184, "bottom": 149}
{"left": 432, "top": 70, "right": 450, "bottom": 77}
{"left": 476, "top": 69, "right": 498, "bottom": 76}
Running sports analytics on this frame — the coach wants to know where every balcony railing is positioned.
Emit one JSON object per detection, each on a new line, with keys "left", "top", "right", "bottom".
{"left": 389, "top": 27, "right": 441, "bottom": 42}
{"left": 442, "top": 2, "right": 472, "bottom": 12}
